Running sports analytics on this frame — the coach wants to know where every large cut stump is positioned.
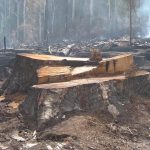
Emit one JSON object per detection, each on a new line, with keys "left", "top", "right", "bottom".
{"left": 19, "top": 72, "right": 150, "bottom": 129}
{"left": 2, "top": 54, "right": 92, "bottom": 94}
{"left": 3, "top": 53, "right": 133, "bottom": 94}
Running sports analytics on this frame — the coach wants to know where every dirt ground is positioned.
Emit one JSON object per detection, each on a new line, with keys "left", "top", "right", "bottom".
{"left": 0, "top": 46, "right": 150, "bottom": 149}
{"left": 0, "top": 94, "right": 150, "bottom": 150}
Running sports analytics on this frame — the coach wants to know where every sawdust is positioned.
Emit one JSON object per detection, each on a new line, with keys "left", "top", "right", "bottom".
{"left": 6, "top": 93, "right": 27, "bottom": 109}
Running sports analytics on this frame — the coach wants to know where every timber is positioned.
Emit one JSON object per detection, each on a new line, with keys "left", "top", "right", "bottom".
{"left": 3, "top": 53, "right": 134, "bottom": 94}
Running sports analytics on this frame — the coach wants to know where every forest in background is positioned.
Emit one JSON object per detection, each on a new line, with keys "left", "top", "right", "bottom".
{"left": 0, "top": 0, "right": 148, "bottom": 48}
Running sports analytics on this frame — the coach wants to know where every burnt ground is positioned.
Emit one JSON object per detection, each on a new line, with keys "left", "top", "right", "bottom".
{"left": 0, "top": 96, "right": 150, "bottom": 150}
{"left": 0, "top": 44, "right": 150, "bottom": 150}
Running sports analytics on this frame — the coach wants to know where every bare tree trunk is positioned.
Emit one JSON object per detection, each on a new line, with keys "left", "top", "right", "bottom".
{"left": 44, "top": 0, "right": 49, "bottom": 46}
{"left": 108, "top": 0, "right": 111, "bottom": 37}
{"left": 129, "top": 0, "right": 132, "bottom": 46}
{"left": 65, "top": 0, "right": 69, "bottom": 38}
{"left": 23, "top": 0, "right": 26, "bottom": 41}
{"left": 89, "top": 0, "right": 93, "bottom": 40}
{"left": 72, "top": 0, "right": 75, "bottom": 22}
{"left": 108, "top": 0, "right": 111, "bottom": 21}
{"left": 51, "top": 0, "right": 55, "bottom": 36}
{"left": 39, "top": 9, "right": 42, "bottom": 43}
{"left": 16, "top": 1, "right": 20, "bottom": 41}
{"left": 4, "top": 0, "right": 7, "bottom": 36}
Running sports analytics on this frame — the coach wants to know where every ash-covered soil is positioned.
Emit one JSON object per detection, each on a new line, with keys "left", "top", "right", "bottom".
{"left": 1, "top": 39, "right": 150, "bottom": 71}
{"left": 0, "top": 96, "right": 150, "bottom": 150}
{"left": 0, "top": 41, "right": 150, "bottom": 150}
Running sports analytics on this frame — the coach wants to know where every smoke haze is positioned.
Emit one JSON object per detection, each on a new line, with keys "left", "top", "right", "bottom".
{"left": 0, "top": 0, "right": 150, "bottom": 48}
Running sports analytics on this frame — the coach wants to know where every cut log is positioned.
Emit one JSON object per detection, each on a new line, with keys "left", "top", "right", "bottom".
{"left": 19, "top": 72, "right": 150, "bottom": 129}
{"left": 37, "top": 66, "right": 97, "bottom": 84}
{"left": 98, "top": 54, "right": 134, "bottom": 74}
{"left": 17, "top": 53, "right": 91, "bottom": 66}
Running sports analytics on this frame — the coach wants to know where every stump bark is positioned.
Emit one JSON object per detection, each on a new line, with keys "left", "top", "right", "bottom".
{"left": 19, "top": 73, "right": 150, "bottom": 129}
